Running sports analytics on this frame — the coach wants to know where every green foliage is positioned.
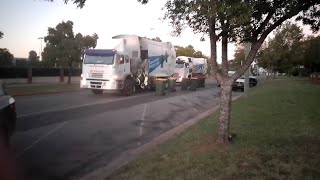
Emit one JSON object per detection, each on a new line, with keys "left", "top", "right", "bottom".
{"left": 151, "top": 37, "right": 162, "bottom": 42}
{"left": 46, "top": 0, "right": 87, "bottom": 8}
{"left": 303, "top": 36, "right": 320, "bottom": 72}
{"left": 28, "top": 50, "right": 40, "bottom": 67}
{"left": 42, "top": 20, "right": 98, "bottom": 67}
{"left": 42, "top": 20, "right": 98, "bottom": 83}
{"left": 257, "top": 22, "right": 320, "bottom": 74}
{"left": 230, "top": 45, "right": 245, "bottom": 71}
{"left": 175, "top": 45, "right": 205, "bottom": 58}
{"left": 257, "top": 22, "right": 304, "bottom": 73}
{"left": 0, "top": 48, "right": 14, "bottom": 67}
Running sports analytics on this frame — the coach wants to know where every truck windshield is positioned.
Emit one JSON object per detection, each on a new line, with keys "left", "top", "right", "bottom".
{"left": 175, "top": 64, "right": 184, "bottom": 68}
{"left": 84, "top": 55, "right": 114, "bottom": 65}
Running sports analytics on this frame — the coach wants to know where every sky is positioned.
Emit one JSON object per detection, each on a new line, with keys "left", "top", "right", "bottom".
{"left": 0, "top": 0, "right": 317, "bottom": 61}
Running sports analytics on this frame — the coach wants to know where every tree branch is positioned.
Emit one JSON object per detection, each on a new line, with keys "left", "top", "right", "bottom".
{"left": 252, "top": 11, "right": 274, "bottom": 39}
{"left": 232, "top": 9, "right": 302, "bottom": 81}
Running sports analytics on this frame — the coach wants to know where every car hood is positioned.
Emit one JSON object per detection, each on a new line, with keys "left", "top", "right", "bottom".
{"left": 235, "top": 78, "right": 245, "bottom": 83}
{"left": 0, "top": 95, "right": 14, "bottom": 109}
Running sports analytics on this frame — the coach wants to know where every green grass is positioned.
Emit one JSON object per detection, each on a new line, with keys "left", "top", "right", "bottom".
{"left": 6, "top": 83, "right": 80, "bottom": 96}
{"left": 107, "top": 77, "right": 320, "bottom": 180}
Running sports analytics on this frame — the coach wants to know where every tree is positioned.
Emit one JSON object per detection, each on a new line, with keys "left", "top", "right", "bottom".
{"left": 28, "top": 50, "right": 39, "bottom": 66}
{"left": 151, "top": 37, "right": 162, "bottom": 42}
{"left": 303, "top": 35, "right": 320, "bottom": 72}
{"left": 257, "top": 23, "right": 304, "bottom": 76}
{"left": 175, "top": 45, "right": 205, "bottom": 58}
{"left": 0, "top": 31, "right": 3, "bottom": 39}
{"left": 230, "top": 45, "right": 245, "bottom": 71}
{"left": 139, "top": 0, "right": 320, "bottom": 143}
{"left": 46, "top": 0, "right": 86, "bottom": 8}
{"left": 43, "top": 20, "right": 98, "bottom": 84}
{"left": 0, "top": 48, "right": 14, "bottom": 67}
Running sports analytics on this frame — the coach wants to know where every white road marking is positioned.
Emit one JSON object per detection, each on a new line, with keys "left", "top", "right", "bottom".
{"left": 137, "top": 103, "right": 148, "bottom": 146}
{"left": 16, "top": 121, "right": 68, "bottom": 158}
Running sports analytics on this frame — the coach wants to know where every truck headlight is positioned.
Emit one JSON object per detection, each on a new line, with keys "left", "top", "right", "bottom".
{"left": 111, "top": 75, "right": 119, "bottom": 80}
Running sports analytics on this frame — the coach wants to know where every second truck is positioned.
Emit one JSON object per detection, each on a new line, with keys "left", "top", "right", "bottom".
{"left": 174, "top": 56, "right": 208, "bottom": 84}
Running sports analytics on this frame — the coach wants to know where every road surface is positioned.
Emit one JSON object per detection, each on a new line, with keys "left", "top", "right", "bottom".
{"left": 11, "top": 80, "right": 243, "bottom": 180}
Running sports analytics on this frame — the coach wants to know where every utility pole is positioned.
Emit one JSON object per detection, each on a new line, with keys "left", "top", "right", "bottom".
{"left": 38, "top": 37, "right": 44, "bottom": 61}
{"left": 244, "top": 43, "right": 251, "bottom": 93}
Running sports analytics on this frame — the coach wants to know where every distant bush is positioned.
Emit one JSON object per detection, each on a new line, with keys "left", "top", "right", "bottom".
{"left": 290, "top": 67, "right": 309, "bottom": 77}
{"left": 0, "top": 67, "right": 82, "bottom": 78}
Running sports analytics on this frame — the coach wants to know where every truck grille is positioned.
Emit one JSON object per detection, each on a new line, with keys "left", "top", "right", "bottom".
{"left": 90, "top": 73, "right": 103, "bottom": 79}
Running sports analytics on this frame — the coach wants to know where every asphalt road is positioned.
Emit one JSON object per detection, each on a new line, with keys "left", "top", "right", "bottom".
{"left": 11, "top": 79, "right": 244, "bottom": 180}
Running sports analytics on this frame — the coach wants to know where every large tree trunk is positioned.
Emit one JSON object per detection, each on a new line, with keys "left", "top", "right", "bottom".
{"left": 218, "top": 81, "right": 233, "bottom": 143}
{"left": 217, "top": 33, "right": 232, "bottom": 144}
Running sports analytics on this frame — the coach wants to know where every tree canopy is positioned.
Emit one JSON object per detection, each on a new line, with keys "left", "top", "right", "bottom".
{"left": 257, "top": 22, "right": 304, "bottom": 74}
{"left": 175, "top": 45, "right": 206, "bottom": 58}
{"left": 42, "top": 20, "right": 98, "bottom": 83}
{"left": 28, "top": 50, "right": 39, "bottom": 65}
{"left": 0, "top": 48, "right": 14, "bottom": 67}
{"left": 47, "top": 0, "right": 87, "bottom": 8}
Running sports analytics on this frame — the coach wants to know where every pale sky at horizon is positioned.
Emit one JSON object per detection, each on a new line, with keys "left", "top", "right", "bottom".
{"left": 0, "top": 0, "right": 317, "bottom": 61}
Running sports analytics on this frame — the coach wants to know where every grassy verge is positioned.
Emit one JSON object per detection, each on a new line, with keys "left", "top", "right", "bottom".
{"left": 6, "top": 83, "right": 80, "bottom": 96}
{"left": 108, "top": 78, "right": 320, "bottom": 180}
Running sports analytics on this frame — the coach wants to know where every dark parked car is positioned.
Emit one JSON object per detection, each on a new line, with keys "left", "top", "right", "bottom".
{"left": 0, "top": 81, "right": 16, "bottom": 146}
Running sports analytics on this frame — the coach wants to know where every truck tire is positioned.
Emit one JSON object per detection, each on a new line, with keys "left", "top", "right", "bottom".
{"left": 92, "top": 89, "right": 103, "bottom": 94}
{"left": 122, "top": 78, "right": 134, "bottom": 96}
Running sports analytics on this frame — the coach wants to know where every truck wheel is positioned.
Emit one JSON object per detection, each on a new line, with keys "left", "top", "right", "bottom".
{"left": 92, "top": 89, "right": 103, "bottom": 94}
{"left": 122, "top": 79, "right": 134, "bottom": 96}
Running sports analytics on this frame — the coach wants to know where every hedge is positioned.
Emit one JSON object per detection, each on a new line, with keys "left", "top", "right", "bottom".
{"left": 0, "top": 67, "right": 82, "bottom": 78}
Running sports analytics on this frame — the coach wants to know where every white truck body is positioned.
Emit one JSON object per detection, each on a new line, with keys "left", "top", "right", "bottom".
{"left": 80, "top": 34, "right": 176, "bottom": 94}
{"left": 173, "top": 56, "right": 208, "bottom": 83}
{"left": 191, "top": 58, "right": 207, "bottom": 76}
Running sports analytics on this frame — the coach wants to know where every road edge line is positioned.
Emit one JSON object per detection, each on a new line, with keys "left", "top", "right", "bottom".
{"left": 79, "top": 94, "right": 243, "bottom": 180}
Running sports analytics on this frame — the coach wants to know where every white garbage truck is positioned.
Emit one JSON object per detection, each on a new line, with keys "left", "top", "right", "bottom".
{"left": 173, "top": 56, "right": 192, "bottom": 83}
{"left": 80, "top": 34, "right": 176, "bottom": 95}
{"left": 174, "top": 56, "right": 207, "bottom": 84}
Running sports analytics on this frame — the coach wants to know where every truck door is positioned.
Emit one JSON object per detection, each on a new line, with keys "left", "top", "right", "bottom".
{"left": 116, "top": 54, "right": 128, "bottom": 78}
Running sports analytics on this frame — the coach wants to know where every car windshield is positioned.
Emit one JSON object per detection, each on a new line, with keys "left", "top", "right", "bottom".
{"left": 84, "top": 55, "right": 114, "bottom": 65}
{"left": 175, "top": 64, "right": 184, "bottom": 68}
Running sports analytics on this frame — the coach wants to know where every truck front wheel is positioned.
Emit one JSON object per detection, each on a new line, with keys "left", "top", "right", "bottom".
{"left": 122, "top": 79, "right": 134, "bottom": 96}
{"left": 92, "top": 89, "right": 103, "bottom": 94}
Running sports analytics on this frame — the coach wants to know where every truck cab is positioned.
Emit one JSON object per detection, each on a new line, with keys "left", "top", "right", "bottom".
{"left": 174, "top": 60, "right": 191, "bottom": 83}
{"left": 174, "top": 56, "right": 193, "bottom": 82}
{"left": 80, "top": 49, "right": 133, "bottom": 94}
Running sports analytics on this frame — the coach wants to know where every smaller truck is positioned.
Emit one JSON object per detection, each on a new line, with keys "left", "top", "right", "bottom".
{"left": 173, "top": 56, "right": 192, "bottom": 83}
{"left": 174, "top": 56, "right": 207, "bottom": 85}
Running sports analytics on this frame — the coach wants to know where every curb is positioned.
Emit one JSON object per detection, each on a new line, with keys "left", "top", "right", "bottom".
{"left": 79, "top": 94, "right": 243, "bottom": 180}
{"left": 11, "top": 89, "right": 82, "bottom": 97}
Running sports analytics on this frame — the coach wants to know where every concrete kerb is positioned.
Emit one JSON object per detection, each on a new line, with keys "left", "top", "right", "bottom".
{"left": 79, "top": 94, "right": 243, "bottom": 180}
